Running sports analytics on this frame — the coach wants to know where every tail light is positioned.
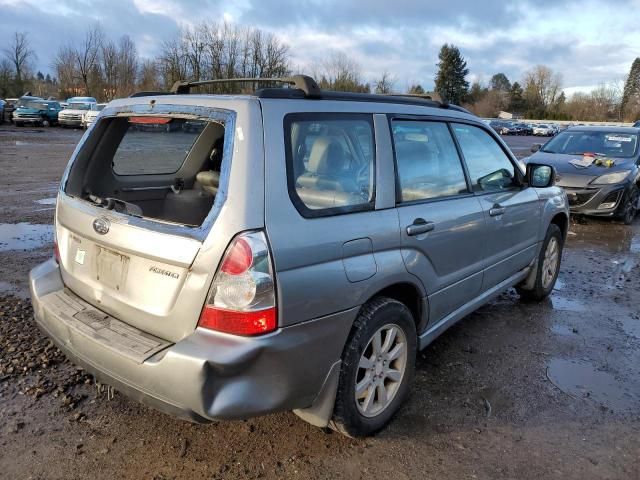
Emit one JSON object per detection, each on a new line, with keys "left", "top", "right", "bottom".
{"left": 198, "top": 231, "right": 277, "bottom": 336}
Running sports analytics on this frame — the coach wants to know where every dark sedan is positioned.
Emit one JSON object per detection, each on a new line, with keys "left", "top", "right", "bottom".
{"left": 527, "top": 127, "right": 639, "bottom": 224}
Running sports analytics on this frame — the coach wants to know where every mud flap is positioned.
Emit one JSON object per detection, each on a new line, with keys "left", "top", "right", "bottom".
{"left": 293, "top": 360, "right": 341, "bottom": 427}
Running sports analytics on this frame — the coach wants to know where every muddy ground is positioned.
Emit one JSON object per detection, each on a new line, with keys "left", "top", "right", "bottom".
{"left": 0, "top": 125, "right": 638, "bottom": 480}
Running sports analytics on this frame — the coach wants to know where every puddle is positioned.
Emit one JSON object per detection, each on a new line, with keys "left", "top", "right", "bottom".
{"left": 553, "top": 277, "right": 564, "bottom": 291}
{"left": 619, "top": 318, "right": 640, "bottom": 339}
{"left": 15, "top": 140, "right": 31, "bottom": 146}
{"left": 631, "top": 236, "right": 640, "bottom": 254}
{"left": 0, "top": 281, "right": 28, "bottom": 299}
{"left": 549, "top": 295, "right": 587, "bottom": 312}
{"left": 34, "top": 198, "right": 56, "bottom": 205}
{"left": 547, "top": 358, "right": 637, "bottom": 410}
{"left": 551, "top": 323, "right": 579, "bottom": 336}
{"left": 0, "top": 223, "right": 54, "bottom": 252}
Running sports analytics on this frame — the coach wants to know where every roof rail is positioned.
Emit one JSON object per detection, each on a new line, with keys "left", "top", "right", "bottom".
{"left": 128, "top": 91, "right": 172, "bottom": 98}
{"left": 170, "top": 75, "right": 321, "bottom": 98}
{"left": 384, "top": 93, "right": 433, "bottom": 101}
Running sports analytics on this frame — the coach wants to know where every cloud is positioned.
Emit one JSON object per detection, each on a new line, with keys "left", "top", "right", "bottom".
{"left": 0, "top": 0, "right": 637, "bottom": 94}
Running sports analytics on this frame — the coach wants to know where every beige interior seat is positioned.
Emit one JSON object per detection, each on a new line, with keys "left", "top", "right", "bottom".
{"left": 196, "top": 170, "right": 220, "bottom": 196}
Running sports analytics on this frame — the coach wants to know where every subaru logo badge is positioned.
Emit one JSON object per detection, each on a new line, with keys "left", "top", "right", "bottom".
{"left": 93, "top": 217, "right": 110, "bottom": 235}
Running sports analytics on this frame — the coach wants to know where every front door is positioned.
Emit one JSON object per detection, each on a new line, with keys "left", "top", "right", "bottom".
{"left": 450, "top": 123, "right": 541, "bottom": 290}
{"left": 391, "top": 119, "right": 486, "bottom": 324}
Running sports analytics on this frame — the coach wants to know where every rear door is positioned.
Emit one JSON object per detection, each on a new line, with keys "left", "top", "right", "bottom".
{"left": 392, "top": 118, "right": 486, "bottom": 324}
{"left": 450, "top": 123, "right": 540, "bottom": 290}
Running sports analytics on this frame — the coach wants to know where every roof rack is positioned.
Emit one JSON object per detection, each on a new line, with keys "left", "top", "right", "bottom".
{"left": 170, "top": 75, "right": 321, "bottom": 97}
{"left": 132, "top": 75, "right": 472, "bottom": 115}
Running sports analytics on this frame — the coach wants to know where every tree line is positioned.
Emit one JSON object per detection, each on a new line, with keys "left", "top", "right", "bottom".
{"left": 2, "top": 25, "right": 640, "bottom": 122}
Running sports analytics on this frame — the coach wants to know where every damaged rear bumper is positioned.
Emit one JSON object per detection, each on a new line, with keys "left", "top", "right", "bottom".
{"left": 29, "top": 259, "right": 355, "bottom": 423}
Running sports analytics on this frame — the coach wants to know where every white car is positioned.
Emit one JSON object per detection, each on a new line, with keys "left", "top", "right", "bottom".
{"left": 533, "top": 124, "right": 555, "bottom": 136}
{"left": 82, "top": 103, "right": 107, "bottom": 129}
{"left": 58, "top": 97, "right": 97, "bottom": 128}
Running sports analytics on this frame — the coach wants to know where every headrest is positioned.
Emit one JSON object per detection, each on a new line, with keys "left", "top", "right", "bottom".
{"left": 307, "top": 137, "right": 346, "bottom": 175}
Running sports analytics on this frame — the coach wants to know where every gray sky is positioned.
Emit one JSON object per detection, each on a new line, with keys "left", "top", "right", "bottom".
{"left": 1, "top": 0, "right": 637, "bottom": 94}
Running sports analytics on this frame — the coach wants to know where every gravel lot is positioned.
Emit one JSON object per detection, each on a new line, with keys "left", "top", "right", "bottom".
{"left": 0, "top": 125, "right": 638, "bottom": 480}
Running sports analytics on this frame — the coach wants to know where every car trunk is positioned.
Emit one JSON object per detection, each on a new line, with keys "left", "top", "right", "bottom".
{"left": 56, "top": 102, "right": 243, "bottom": 342}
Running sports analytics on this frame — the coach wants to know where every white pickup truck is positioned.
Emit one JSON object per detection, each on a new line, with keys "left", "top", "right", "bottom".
{"left": 58, "top": 96, "right": 97, "bottom": 128}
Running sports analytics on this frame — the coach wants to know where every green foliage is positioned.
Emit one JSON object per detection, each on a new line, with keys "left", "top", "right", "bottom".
{"left": 434, "top": 44, "right": 469, "bottom": 105}
{"left": 489, "top": 73, "right": 511, "bottom": 92}
{"left": 407, "top": 84, "right": 425, "bottom": 95}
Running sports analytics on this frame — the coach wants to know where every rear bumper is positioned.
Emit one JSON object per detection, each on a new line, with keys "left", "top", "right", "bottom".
{"left": 561, "top": 183, "right": 628, "bottom": 217}
{"left": 30, "top": 259, "right": 355, "bottom": 422}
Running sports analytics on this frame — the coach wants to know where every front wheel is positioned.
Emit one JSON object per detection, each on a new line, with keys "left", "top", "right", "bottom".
{"left": 622, "top": 185, "right": 638, "bottom": 225}
{"left": 41, "top": 118, "right": 50, "bottom": 127}
{"left": 330, "top": 297, "right": 416, "bottom": 437}
{"left": 517, "top": 224, "right": 563, "bottom": 301}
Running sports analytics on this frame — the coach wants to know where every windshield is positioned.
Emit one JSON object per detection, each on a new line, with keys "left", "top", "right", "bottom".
{"left": 542, "top": 131, "right": 639, "bottom": 158}
{"left": 24, "top": 101, "right": 48, "bottom": 109}
{"left": 68, "top": 103, "right": 91, "bottom": 110}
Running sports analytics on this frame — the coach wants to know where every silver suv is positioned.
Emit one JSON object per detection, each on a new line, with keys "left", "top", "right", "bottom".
{"left": 29, "top": 76, "right": 569, "bottom": 437}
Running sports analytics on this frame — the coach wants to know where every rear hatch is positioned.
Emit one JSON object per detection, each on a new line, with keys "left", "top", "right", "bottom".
{"left": 56, "top": 96, "right": 264, "bottom": 342}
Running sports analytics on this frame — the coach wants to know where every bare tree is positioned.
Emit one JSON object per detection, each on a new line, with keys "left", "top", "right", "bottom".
{"left": 316, "top": 52, "right": 369, "bottom": 92}
{"left": 73, "top": 25, "right": 104, "bottom": 96}
{"left": 374, "top": 71, "right": 396, "bottom": 94}
{"left": 101, "top": 40, "right": 118, "bottom": 99}
{"left": 522, "top": 65, "right": 562, "bottom": 110}
{"left": 2, "top": 32, "right": 36, "bottom": 93}
{"left": 116, "top": 35, "right": 138, "bottom": 97}
{"left": 138, "top": 59, "right": 160, "bottom": 91}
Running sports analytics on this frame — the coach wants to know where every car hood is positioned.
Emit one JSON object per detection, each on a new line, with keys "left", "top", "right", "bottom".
{"left": 527, "top": 151, "right": 636, "bottom": 187}
{"left": 15, "top": 107, "right": 44, "bottom": 114}
{"left": 60, "top": 109, "right": 88, "bottom": 115}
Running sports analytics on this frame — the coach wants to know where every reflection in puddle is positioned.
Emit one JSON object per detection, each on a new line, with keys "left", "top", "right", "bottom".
{"left": 547, "top": 358, "right": 637, "bottom": 410}
{"left": 619, "top": 318, "right": 640, "bottom": 339}
{"left": 0, "top": 223, "right": 53, "bottom": 251}
{"left": 549, "top": 295, "right": 586, "bottom": 312}
{"left": 34, "top": 197, "right": 56, "bottom": 205}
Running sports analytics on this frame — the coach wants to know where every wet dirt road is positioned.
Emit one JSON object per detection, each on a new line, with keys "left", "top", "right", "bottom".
{"left": 0, "top": 126, "right": 638, "bottom": 479}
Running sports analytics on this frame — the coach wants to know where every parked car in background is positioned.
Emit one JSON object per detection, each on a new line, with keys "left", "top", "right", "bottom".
{"left": 533, "top": 124, "right": 556, "bottom": 136}
{"left": 58, "top": 98, "right": 96, "bottom": 128}
{"left": 0, "top": 99, "right": 5, "bottom": 124}
{"left": 30, "top": 75, "right": 568, "bottom": 438}
{"left": 13, "top": 100, "right": 62, "bottom": 127}
{"left": 499, "top": 123, "right": 520, "bottom": 135}
{"left": 4, "top": 98, "right": 18, "bottom": 122}
{"left": 489, "top": 120, "right": 508, "bottom": 133}
{"left": 82, "top": 103, "right": 107, "bottom": 129}
{"left": 633, "top": 120, "right": 640, "bottom": 128}
{"left": 528, "top": 126, "right": 640, "bottom": 224}
{"left": 514, "top": 123, "right": 533, "bottom": 135}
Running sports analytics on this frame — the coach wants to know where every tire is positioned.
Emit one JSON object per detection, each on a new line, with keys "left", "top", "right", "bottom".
{"left": 330, "top": 297, "right": 417, "bottom": 437}
{"left": 622, "top": 185, "right": 638, "bottom": 225}
{"left": 517, "top": 224, "right": 563, "bottom": 301}
{"left": 41, "top": 118, "right": 51, "bottom": 127}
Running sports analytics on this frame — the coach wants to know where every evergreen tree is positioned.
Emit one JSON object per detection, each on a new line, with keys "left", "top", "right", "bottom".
{"left": 508, "top": 82, "right": 525, "bottom": 112}
{"left": 434, "top": 44, "right": 469, "bottom": 105}
{"left": 489, "top": 73, "right": 511, "bottom": 92}
{"left": 407, "top": 84, "right": 425, "bottom": 95}
{"left": 621, "top": 58, "right": 640, "bottom": 120}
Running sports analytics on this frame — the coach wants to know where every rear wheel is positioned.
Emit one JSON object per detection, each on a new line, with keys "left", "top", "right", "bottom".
{"left": 517, "top": 224, "right": 563, "bottom": 301}
{"left": 41, "top": 117, "right": 50, "bottom": 127}
{"left": 622, "top": 185, "right": 639, "bottom": 225}
{"left": 331, "top": 297, "right": 416, "bottom": 437}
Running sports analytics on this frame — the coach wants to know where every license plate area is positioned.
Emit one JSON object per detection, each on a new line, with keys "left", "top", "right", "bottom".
{"left": 96, "top": 247, "right": 129, "bottom": 291}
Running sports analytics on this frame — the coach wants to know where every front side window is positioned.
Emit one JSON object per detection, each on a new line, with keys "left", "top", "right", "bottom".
{"left": 286, "top": 114, "right": 374, "bottom": 215}
{"left": 392, "top": 120, "right": 469, "bottom": 202}
{"left": 452, "top": 123, "right": 518, "bottom": 192}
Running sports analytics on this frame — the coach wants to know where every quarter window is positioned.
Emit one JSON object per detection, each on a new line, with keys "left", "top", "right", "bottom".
{"left": 286, "top": 114, "right": 375, "bottom": 215}
{"left": 392, "top": 120, "right": 469, "bottom": 202}
{"left": 452, "top": 123, "right": 518, "bottom": 192}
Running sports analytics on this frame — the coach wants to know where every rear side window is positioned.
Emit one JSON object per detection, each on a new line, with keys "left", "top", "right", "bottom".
{"left": 285, "top": 114, "right": 375, "bottom": 216}
{"left": 452, "top": 124, "right": 518, "bottom": 192}
{"left": 113, "top": 118, "right": 207, "bottom": 175}
{"left": 392, "top": 120, "right": 469, "bottom": 202}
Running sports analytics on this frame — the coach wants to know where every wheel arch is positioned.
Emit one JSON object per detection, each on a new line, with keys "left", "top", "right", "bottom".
{"left": 550, "top": 212, "right": 569, "bottom": 242}
{"left": 361, "top": 282, "right": 427, "bottom": 334}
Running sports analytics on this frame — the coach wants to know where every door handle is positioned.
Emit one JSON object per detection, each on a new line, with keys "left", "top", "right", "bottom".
{"left": 489, "top": 204, "right": 506, "bottom": 217}
{"left": 406, "top": 219, "right": 435, "bottom": 236}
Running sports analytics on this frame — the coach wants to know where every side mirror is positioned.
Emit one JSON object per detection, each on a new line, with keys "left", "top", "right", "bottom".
{"left": 527, "top": 163, "right": 555, "bottom": 188}
{"left": 530, "top": 143, "right": 542, "bottom": 153}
